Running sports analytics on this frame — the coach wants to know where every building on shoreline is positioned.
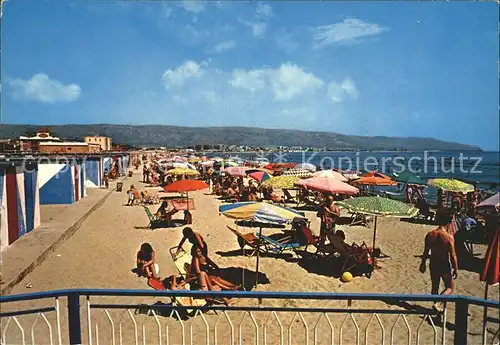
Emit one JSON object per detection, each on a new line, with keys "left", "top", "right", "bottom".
{"left": 85, "top": 136, "right": 112, "bottom": 151}
{"left": 38, "top": 142, "right": 101, "bottom": 154}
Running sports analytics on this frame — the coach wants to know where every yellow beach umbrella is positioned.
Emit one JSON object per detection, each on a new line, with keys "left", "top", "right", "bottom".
{"left": 428, "top": 178, "right": 474, "bottom": 193}
{"left": 168, "top": 168, "right": 200, "bottom": 176}
{"left": 261, "top": 175, "right": 302, "bottom": 189}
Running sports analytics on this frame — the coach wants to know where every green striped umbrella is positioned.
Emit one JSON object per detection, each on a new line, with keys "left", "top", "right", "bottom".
{"left": 428, "top": 178, "right": 474, "bottom": 193}
{"left": 336, "top": 196, "right": 418, "bottom": 249}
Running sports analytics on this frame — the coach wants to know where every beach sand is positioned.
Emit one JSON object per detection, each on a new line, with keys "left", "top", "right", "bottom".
{"left": 1, "top": 172, "right": 498, "bottom": 345}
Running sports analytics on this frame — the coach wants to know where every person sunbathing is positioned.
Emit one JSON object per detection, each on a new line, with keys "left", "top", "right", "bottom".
{"left": 136, "top": 243, "right": 157, "bottom": 279}
{"left": 176, "top": 227, "right": 219, "bottom": 274}
{"left": 156, "top": 202, "right": 179, "bottom": 226}
{"left": 269, "top": 188, "right": 283, "bottom": 203}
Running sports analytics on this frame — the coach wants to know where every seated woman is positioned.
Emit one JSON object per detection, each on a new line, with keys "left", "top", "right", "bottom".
{"left": 226, "top": 184, "right": 240, "bottom": 200}
{"left": 156, "top": 202, "right": 179, "bottom": 226}
{"left": 136, "top": 243, "right": 157, "bottom": 278}
{"left": 248, "top": 186, "right": 260, "bottom": 201}
{"left": 240, "top": 187, "right": 250, "bottom": 202}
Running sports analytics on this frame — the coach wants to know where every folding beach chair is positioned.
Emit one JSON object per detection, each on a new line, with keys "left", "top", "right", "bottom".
{"left": 142, "top": 205, "right": 163, "bottom": 229}
{"left": 256, "top": 233, "right": 301, "bottom": 255}
{"left": 327, "top": 235, "right": 374, "bottom": 278}
{"left": 169, "top": 247, "right": 225, "bottom": 309}
{"left": 226, "top": 225, "right": 261, "bottom": 256}
{"left": 349, "top": 212, "right": 371, "bottom": 228}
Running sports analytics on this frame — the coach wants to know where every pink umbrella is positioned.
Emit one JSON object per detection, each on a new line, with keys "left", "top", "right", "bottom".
{"left": 312, "top": 170, "right": 348, "bottom": 182}
{"left": 223, "top": 166, "right": 248, "bottom": 177}
{"left": 295, "top": 177, "right": 359, "bottom": 195}
{"left": 476, "top": 192, "right": 500, "bottom": 214}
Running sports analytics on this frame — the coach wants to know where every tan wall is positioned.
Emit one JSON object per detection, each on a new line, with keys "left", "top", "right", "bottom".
{"left": 39, "top": 145, "right": 96, "bottom": 154}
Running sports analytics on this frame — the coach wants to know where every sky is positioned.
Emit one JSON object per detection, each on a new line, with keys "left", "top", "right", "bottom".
{"left": 1, "top": 1, "right": 499, "bottom": 150}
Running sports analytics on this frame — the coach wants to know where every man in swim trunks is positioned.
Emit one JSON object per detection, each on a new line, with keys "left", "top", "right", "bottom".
{"left": 419, "top": 211, "right": 458, "bottom": 312}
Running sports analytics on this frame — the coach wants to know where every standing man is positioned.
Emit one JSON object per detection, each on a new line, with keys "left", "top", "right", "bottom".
{"left": 318, "top": 195, "right": 341, "bottom": 246}
{"left": 419, "top": 211, "right": 458, "bottom": 312}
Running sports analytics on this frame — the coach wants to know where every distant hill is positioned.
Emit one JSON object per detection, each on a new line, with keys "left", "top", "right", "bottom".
{"left": 0, "top": 124, "right": 481, "bottom": 151}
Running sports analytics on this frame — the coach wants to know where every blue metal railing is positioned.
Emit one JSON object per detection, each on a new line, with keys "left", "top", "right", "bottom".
{"left": 1, "top": 289, "right": 499, "bottom": 345}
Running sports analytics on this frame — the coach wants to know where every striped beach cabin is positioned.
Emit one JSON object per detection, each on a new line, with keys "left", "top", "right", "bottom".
{"left": 0, "top": 159, "right": 41, "bottom": 251}
{"left": 38, "top": 158, "right": 87, "bottom": 205}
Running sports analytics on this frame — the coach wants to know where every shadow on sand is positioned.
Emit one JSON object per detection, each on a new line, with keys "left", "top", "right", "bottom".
{"left": 135, "top": 267, "right": 270, "bottom": 320}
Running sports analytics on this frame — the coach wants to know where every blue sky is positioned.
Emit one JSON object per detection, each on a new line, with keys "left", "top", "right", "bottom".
{"left": 2, "top": 1, "right": 498, "bottom": 150}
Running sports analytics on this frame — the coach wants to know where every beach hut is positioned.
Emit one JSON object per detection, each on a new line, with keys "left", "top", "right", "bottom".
{"left": 0, "top": 160, "right": 40, "bottom": 251}
{"left": 38, "top": 159, "right": 86, "bottom": 204}
{"left": 84, "top": 156, "right": 103, "bottom": 188}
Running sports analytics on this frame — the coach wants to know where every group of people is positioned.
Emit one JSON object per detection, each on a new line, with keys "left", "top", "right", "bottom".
{"left": 136, "top": 227, "right": 240, "bottom": 305}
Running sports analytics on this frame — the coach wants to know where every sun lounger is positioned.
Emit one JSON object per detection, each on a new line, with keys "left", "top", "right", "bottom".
{"left": 226, "top": 225, "right": 261, "bottom": 256}
{"left": 256, "top": 233, "right": 301, "bottom": 255}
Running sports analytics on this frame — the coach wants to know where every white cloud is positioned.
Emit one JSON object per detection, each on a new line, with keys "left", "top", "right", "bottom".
{"left": 181, "top": 0, "right": 206, "bottom": 13}
{"left": 256, "top": 2, "right": 273, "bottom": 18}
{"left": 162, "top": 60, "right": 204, "bottom": 88}
{"left": 327, "top": 78, "right": 359, "bottom": 103}
{"left": 230, "top": 63, "right": 324, "bottom": 101}
{"left": 313, "top": 18, "right": 388, "bottom": 48}
{"left": 274, "top": 28, "right": 298, "bottom": 54}
{"left": 241, "top": 20, "right": 266, "bottom": 38}
{"left": 6, "top": 73, "right": 81, "bottom": 103}
{"left": 212, "top": 40, "right": 236, "bottom": 53}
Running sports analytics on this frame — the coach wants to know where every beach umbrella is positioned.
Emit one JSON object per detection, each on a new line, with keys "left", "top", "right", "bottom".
{"left": 476, "top": 192, "right": 500, "bottom": 215}
{"left": 245, "top": 167, "right": 274, "bottom": 175}
{"left": 282, "top": 169, "right": 314, "bottom": 178}
{"left": 248, "top": 171, "right": 272, "bottom": 183}
{"left": 219, "top": 202, "right": 306, "bottom": 289}
{"left": 163, "top": 180, "right": 209, "bottom": 210}
{"left": 168, "top": 168, "right": 200, "bottom": 177}
{"left": 223, "top": 166, "right": 248, "bottom": 177}
{"left": 312, "top": 170, "right": 348, "bottom": 182}
{"left": 294, "top": 163, "right": 317, "bottom": 171}
{"left": 264, "top": 163, "right": 296, "bottom": 170}
{"left": 261, "top": 175, "right": 302, "bottom": 189}
{"left": 392, "top": 172, "right": 427, "bottom": 185}
{"left": 200, "top": 160, "right": 215, "bottom": 167}
{"left": 295, "top": 177, "right": 359, "bottom": 195}
{"left": 428, "top": 178, "right": 474, "bottom": 193}
{"left": 336, "top": 196, "right": 418, "bottom": 249}
{"left": 352, "top": 176, "right": 397, "bottom": 186}
{"left": 480, "top": 226, "right": 499, "bottom": 344}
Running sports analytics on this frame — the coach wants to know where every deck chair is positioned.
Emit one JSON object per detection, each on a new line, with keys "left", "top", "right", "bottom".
{"left": 327, "top": 234, "right": 374, "bottom": 278}
{"left": 349, "top": 213, "right": 371, "bottom": 227}
{"left": 226, "top": 225, "right": 261, "bottom": 256}
{"left": 256, "top": 233, "right": 301, "bottom": 255}
{"left": 142, "top": 205, "right": 163, "bottom": 229}
{"left": 169, "top": 247, "right": 226, "bottom": 309}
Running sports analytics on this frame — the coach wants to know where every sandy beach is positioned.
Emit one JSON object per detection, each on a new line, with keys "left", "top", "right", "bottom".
{"left": 1, "top": 171, "right": 498, "bottom": 345}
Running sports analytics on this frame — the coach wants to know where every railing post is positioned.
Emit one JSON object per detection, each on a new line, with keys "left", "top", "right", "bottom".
{"left": 68, "top": 293, "right": 82, "bottom": 345}
{"left": 454, "top": 298, "right": 469, "bottom": 345}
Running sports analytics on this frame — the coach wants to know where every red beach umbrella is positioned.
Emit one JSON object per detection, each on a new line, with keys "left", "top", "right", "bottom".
{"left": 163, "top": 180, "right": 209, "bottom": 211}
{"left": 480, "top": 226, "right": 499, "bottom": 343}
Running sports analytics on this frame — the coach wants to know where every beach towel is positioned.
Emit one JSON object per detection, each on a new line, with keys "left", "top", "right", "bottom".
{"left": 148, "top": 277, "right": 166, "bottom": 290}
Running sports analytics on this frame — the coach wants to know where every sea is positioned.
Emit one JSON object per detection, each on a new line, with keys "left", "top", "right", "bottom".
{"left": 207, "top": 151, "right": 500, "bottom": 199}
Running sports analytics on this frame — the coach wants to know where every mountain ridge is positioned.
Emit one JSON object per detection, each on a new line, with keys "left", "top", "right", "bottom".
{"left": 0, "top": 124, "right": 482, "bottom": 151}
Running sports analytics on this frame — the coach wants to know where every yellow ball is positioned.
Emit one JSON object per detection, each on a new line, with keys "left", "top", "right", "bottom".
{"left": 341, "top": 272, "right": 353, "bottom": 283}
